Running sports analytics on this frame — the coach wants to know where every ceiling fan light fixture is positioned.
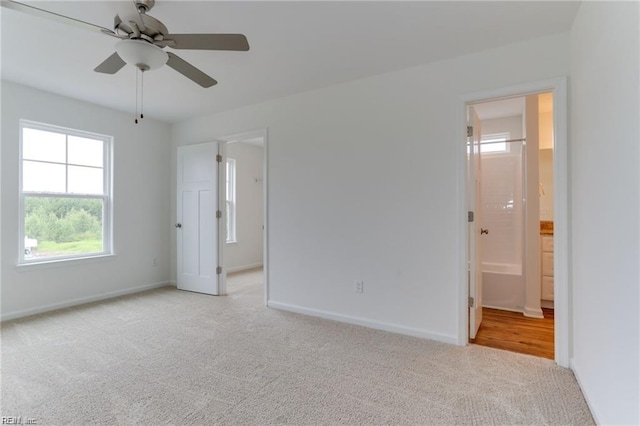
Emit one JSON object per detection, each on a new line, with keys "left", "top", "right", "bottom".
{"left": 115, "top": 39, "right": 168, "bottom": 70}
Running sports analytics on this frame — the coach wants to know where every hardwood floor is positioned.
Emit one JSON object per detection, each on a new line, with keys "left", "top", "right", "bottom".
{"left": 471, "top": 307, "right": 554, "bottom": 359}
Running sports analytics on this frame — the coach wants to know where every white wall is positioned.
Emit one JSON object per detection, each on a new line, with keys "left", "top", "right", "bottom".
{"left": 539, "top": 148, "right": 553, "bottom": 221}
{"left": 225, "top": 142, "right": 264, "bottom": 272}
{"left": 171, "top": 32, "right": 571, "bottom": 342}
{"left": 1, "top": 82, "right": 172, "bottom": 319}
{"left": 538, "top": 93, "right": 554, "bottom": 221}
{"left": 481, "top": 115, "right": 523, "bottom": 140}
{"left": 570, "top": 2, "right": 639, "bottom": 424}
{"left": 539, "top": 111, "right": 554, "bottom": 150}
{"left": 524, "top": 95, "right": 542, "bottom": 318}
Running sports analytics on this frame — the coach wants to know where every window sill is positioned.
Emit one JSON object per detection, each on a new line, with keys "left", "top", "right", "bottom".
{"left": 16, "top": 253, "right": 116, "bottom": 272}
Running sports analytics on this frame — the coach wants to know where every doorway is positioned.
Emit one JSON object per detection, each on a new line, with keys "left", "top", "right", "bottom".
{"left": 460, "top": 78, "right": 568, "bottom": 366}
{"left": 218, "top": 130, "right": 268, "bottom": 304}
{"left": 468, "top": 93, "right": 554, "bottom": 358}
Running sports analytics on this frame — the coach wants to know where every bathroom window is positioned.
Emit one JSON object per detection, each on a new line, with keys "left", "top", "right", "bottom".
{"left": 19, "top": 120, "right": 112, "bottom": 263}
{"left": 226, "top": 157, "right": 237, "bottom": 243}
{"left": 481, "top": 132, "right": 510, "bottom": 154}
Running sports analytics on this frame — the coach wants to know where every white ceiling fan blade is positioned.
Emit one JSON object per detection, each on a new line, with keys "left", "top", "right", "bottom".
{"left": 1, "top": 0, "right": 122, "bottom": 38}
{"left": 166, "top": 52, "right": 217, "bottom": 88}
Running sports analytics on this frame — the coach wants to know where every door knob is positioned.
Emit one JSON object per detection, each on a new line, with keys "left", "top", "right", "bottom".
{"left": 480, "top": 228, "right": 489, "bottom": 235}
{"left": 175, "top": 223, "right": 182, "bottom": 228}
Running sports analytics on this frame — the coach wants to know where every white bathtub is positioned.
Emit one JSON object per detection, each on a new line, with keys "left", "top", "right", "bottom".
{"left": 482, "top": 262, "right": 524, "bottom": 312}
{"left": 482, "top": 262, "right": 521, "bottom": 275}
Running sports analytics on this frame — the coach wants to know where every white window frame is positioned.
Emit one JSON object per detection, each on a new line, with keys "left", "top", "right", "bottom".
{"left": 226, "top": 157, "right": 237, "bottom": 243}
{"left": 18, "top": 120, "right": 113, "bottom": 264}
{"left": 480, "top": 132, "right": 511, "bottom": 154}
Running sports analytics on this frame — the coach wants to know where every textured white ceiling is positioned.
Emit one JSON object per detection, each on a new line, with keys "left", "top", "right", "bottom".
{"left": 1, "top": 1, "right": 579, "bottom": 123}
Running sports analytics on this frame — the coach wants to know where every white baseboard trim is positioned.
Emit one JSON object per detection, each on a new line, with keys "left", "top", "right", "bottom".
{"left": 227, "top": 263, "right": 263, "bottom": 273}
{"left": 570, "top": 358, "right": 601, "bottom": 425}
{"left": 523, "top": 306, "right": 544, "bottom": 318}
{"left": 1, "top": 281, "right": 173, "bottom": 322}
{"left": 267, "top": 300, "right": 458, "bottom": 345}
{"left": 540, "top": 299, "right": 555, "bottom": 309}
{"left": 483, "top": 304, "right": 524, "bottom": 314}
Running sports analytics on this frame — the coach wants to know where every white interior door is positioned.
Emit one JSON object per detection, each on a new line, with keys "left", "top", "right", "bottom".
{"left": 468, "top": 106, "right": 483, "bottom": 339}
{"left": 176, "top": 142, "right": 221, "bottom": 295}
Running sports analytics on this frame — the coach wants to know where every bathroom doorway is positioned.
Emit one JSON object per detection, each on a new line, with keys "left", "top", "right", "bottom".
{"left": 464, "top": 87, "right": 561, "bottom": 361}
{"left": 217, "top": 129, "right": 269, "bottom": 304}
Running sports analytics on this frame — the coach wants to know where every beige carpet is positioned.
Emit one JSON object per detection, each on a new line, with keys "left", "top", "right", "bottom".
{"left": 2, "top": 268, "right": 593, "bottom": 425}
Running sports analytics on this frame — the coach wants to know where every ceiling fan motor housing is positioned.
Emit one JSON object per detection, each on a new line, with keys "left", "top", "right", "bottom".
{"left": 115, "top": 12, "right": 168, "bottom": 42}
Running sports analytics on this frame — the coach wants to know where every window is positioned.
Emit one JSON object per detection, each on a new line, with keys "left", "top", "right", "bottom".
{"left": 226, "top": 157, "right": 237, "bottom": 243}
{"left": 481, "top": 132, "right": 510, "bottom": 154}
{"left": 19, "top": 120, "right": 112, "bottom": 263}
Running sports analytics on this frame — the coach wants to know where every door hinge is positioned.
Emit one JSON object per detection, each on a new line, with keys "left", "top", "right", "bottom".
{"left": 467, "top": 125, "right": 473, "bottom": 137}
{"left": 216, "top": 266, "right": 222, "bottom": 275}
{"left": 216, "top": 154, "right": 222, "bottom": 163}
{"left": 468, "top": 297, "right": 475, "bottom": 308}
{"left": 468, "top": 211, "right": 474, "bottom": 222}
{"left": 216, "top": 210, "right": 222, "bottom": 219}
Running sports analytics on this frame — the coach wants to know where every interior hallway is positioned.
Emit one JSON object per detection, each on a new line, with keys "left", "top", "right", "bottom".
{"left": 227, "top": 267, "right": 264, "bottom": 294}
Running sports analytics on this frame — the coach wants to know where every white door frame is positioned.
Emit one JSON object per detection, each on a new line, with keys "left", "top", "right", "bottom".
{"left": 215, "top": 129, "right": 269, "bottom": 306}
{"left": 456, "top": 77, "right": 569, "bottom": 367}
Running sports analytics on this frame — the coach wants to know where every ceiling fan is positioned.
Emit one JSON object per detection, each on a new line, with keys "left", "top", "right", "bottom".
{"left": 2, "top": 0, "right": 250, "bottom": 88}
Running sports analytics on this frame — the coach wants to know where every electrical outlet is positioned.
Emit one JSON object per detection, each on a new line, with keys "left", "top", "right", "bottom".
{"left": 355, "top": 280, "right": 364, "bottom": 293}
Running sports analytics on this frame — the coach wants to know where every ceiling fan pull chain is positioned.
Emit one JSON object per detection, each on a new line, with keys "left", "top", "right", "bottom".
{"left": 140, "top": 69, "right": 144, "bottom": 120}
{"left": 135, "top": 68, "right": 139, "bottom": 124}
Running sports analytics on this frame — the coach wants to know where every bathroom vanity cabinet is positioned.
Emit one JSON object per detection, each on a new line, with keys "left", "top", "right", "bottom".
{"left": 541, "top": 234, "right": 554, "bottom": 301}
